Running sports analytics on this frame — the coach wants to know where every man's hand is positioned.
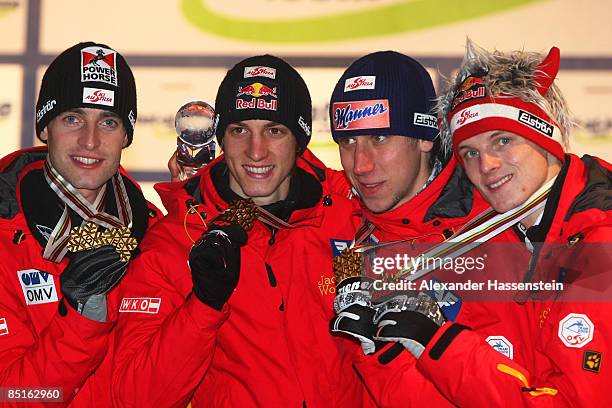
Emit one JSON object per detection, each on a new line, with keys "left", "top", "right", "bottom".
{"left": 373, "top": 292, "right": 445, "bottom": 359}
{"left": 61, "top": 245, "right": 127, "bottom": 322}
{"left": 330, "top": 276, "right": 381, "bottom": 355}
{"left": 189, "top": 224, "right": 248, "bottom": 311}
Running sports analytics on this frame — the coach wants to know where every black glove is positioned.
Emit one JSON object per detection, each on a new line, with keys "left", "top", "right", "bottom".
{"left": 189, "top": 223, "right": 248, "bottom": 310}
{"left": 61, "top": 245, "right": 127, "bottom": 321}
{"left": 330, "top": 276, "right": 383, "bottom": 355}
{"left": 373, "top": 292, "right": 446, "bottom": 359}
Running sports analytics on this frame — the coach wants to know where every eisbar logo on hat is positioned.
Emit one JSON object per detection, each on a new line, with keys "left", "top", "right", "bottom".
{"left": 82, "top": 87, "right": 115, "bottom": 107}
{"left": 518, "top": 110, "right": 554, "bottom": 137}
{"left": 333, "top": 99, "right": 390, "bottom": 131}
{"left": 81, "top": 46, "right": 118, "bottom": 86}
{"left": 414, "top": 112, "right": 438, "bottom": 129}
{"left": 244, "top": 66, "right": 276, "bottom": 79}
{"left": 344, "top": 76, "right": 376, "bottom": 92}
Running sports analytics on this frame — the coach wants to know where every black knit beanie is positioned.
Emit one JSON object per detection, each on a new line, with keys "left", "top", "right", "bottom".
{"left": 35, "top": 41, "right": 137, "bottom": 145}
{"left": 214, "top": 55, "right": 312, "bottom": 154}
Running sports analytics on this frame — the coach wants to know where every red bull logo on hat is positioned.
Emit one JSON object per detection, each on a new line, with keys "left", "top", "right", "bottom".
{"left": 236, "top": 82, "right": 278, "bottom": 111}
{"left": 451, "top": 75, "right": 487, "bottom": 110}
{"left": 237, "top": 82, "right": 277, "bottom": 98}
{"left": 333, "top": 99, "right": 390, "bottom": 131}
{"left": 81, "top": 46, "right": 118, "bottom": 86}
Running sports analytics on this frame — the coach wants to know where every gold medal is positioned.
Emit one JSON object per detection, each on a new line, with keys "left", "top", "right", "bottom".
{"left": 67, "top": 222, "right": 137, "bottom": 262}
{"left": 333, "top": 248, "right": 364, "bottom": 284}
{"left": 222, "top": 199, "right": 258, "bottom": 231}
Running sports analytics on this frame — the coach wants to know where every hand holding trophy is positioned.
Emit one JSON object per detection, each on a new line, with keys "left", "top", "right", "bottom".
{"left": 175, "top": 101, "right": 217, "bottom": 180}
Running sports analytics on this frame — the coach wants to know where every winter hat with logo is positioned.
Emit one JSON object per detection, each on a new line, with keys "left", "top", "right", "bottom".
{"left": 329, "top": 51, "right": 438, "bottom": 142}
{"left": 439, "top": 43, "right": 567, "bottom": 163}
{"left": 214, "top": 55, "right": 312, "bottom": 154}
{"left": 35, "top": 41, "right": 137, "bottom": 145}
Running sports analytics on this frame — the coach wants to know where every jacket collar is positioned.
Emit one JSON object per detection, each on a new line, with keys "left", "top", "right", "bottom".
{"left": 155, "top": 149, "right": 329, "bottom": 228}
{"left": 532, "top": 154, "right": 612, "bottom": 242}
{"left": 362, "top": 157, "right": 487, "bottom": 239}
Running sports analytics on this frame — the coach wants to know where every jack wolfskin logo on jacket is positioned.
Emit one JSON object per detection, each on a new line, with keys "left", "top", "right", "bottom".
{"left": 317, "top": 274, "right": 336, "bottom": 296}
{"left": 17, "top": 269, "right": 58, "bottom": 305}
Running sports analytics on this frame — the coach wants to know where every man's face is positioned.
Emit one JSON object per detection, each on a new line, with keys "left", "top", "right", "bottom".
{"left": 40, "top": 108, "right": 128, "bottom": 204}
{"left": 339, "top": 135, "right": 433, "bottom": 213}
{"left": 457, "top": 130, "right": 561, "bottom": 213}
{"left": 223, "top": 119, "right": 297, "bottom": 206}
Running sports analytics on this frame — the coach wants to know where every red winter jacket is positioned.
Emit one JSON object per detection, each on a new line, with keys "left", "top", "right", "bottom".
{"left": 413, "top": 154, "right": 612, "bottom": 407}
{"left": 0, "top": 147, "right": 159, "bottom": 407}
{"left": 339, "top": 157, "right": 531, "bottom": 407}
{"left": 111, "top": 150, "right": 374, "bottom": 407}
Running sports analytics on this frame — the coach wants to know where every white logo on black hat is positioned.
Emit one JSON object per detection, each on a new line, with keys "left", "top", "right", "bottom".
{"left": 414, "top": 112, "right": 438, "bottom": 129}
{"left": 518, "top": 110, "right": 554, "bottom": 137}
{"left": 298, "top": 116, "right": 311, "bottom": 137}
{"left": 36, "top": 99, "right": 56, "bottom": 123}
{"left": 80, "top": 46, "right": 118, "bottom": 86}
{"left": 82, "top": 87, "right": 115, "bottom": 107}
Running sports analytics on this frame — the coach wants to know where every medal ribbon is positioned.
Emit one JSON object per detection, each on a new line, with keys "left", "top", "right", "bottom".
{"left": 42, "top": 159, "right": 133, "bottom": 262}
{"left": 355, "top": 177, "right": 556, "bottom": 282}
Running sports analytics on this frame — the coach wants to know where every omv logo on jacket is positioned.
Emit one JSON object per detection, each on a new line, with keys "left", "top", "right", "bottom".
{"left": 17, "top": 269, "right": 58, "bottom": 305}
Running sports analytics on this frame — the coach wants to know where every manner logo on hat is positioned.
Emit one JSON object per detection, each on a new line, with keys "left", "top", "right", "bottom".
{"left": 81, "top": 46, "right": 118, "bottom": 86}
{"left": 244, "top": 66, "right": 276, "bottom": 79}
{"left": 235, "top": 82, "right": 278, "bottom": 111}
{"left": 333, "top": 99, "right": 390, "bottom": 131}
{"left": 82, "top": 87, "right": 115, "bottom": 107}
{"left": 344, "top": 76, "right": 376, "bottom": 92}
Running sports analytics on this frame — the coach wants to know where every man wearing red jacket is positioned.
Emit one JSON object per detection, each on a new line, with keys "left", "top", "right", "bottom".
{"left": 111, "top": 55, "right": 371, "bottom": 407}
{"left": 326, "top": 51, "right": 521, "bottom": 407}
{"left": 0, "top": 42, "right": 159, "bottom": 406}
{"left": 367, "top": 42, "right": 611, "bottom": 406}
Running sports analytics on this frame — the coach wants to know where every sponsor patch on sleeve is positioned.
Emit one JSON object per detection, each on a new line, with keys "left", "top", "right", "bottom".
{"left": 558, "top": 313, "right": 594, "bottom": 348}
{"left": 119, "top": 297, "right": 161, "bottom": 314}
{"left": 17, "top": 269, "right": 58, "bottom": 305}
{"left": 0, "top": 318, "right": 8, "bottom": 336}
{"left": 486, "top": 335, "right": 514, "bottom": 360}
